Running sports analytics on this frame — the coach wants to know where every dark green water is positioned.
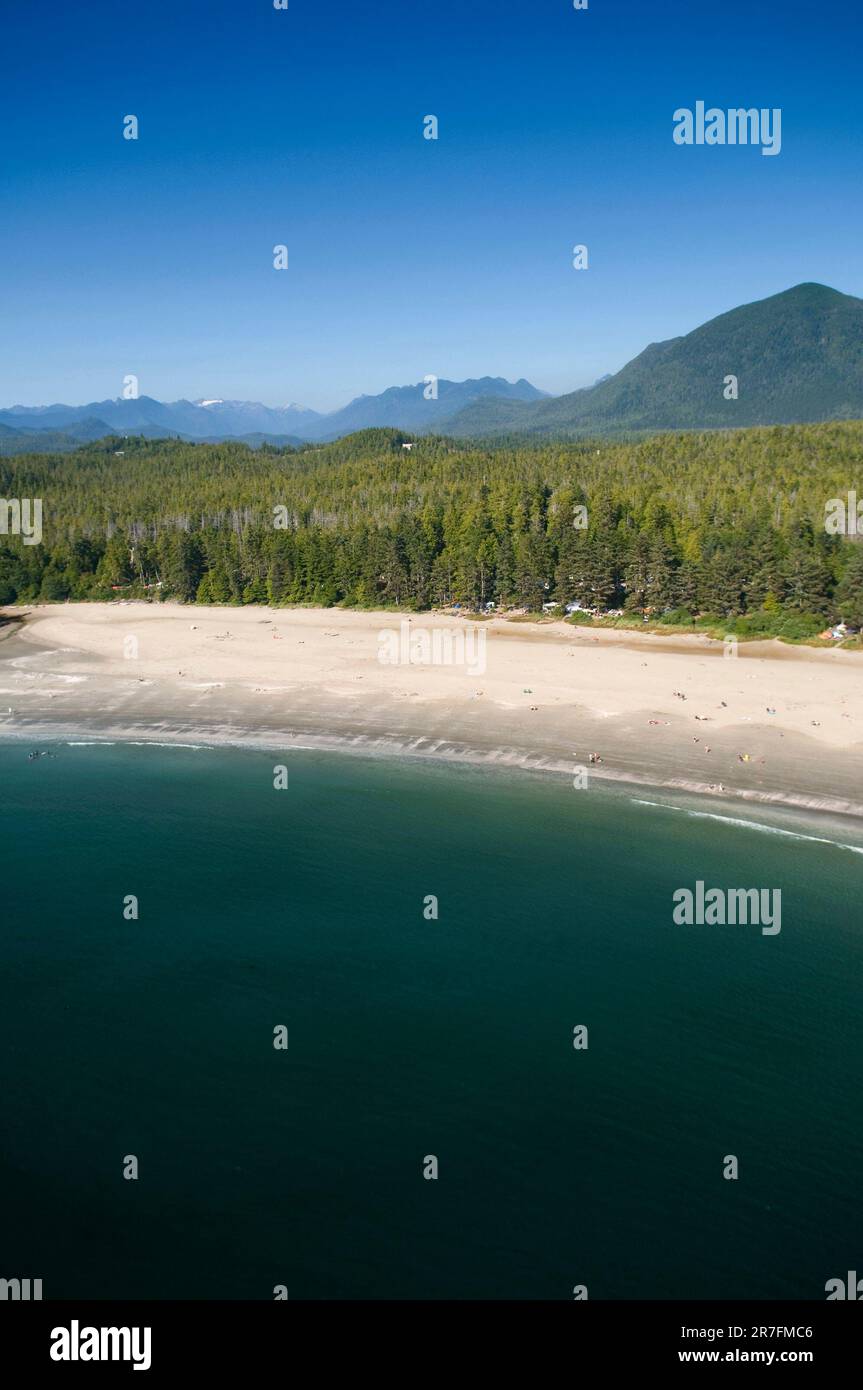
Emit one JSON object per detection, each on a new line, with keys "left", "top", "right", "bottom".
{"left": 1, "top": 740, "right": 861, "bottom": 1299}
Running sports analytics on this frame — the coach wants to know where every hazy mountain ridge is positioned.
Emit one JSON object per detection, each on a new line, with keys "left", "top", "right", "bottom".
{"left": 0, "top": 377, "right": 546, "bottom": 448}
{"left": 300, "top": 376, "right": 547, "bottom": 440}
{"left": 0, "top": 397, "right": 318, "bottom": 440}
{"left": 0, "top": 418, "right": 307, "bottom": 456}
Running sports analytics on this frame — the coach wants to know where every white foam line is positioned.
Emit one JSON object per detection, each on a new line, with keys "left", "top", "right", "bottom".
{"left": 631, "top": 798, "right": 863, "bottom": 854}
{"left": 126, "top": 741, "right": 214, "bottom": 751}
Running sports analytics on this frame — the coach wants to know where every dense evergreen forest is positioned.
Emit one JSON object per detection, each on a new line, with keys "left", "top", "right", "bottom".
{"left": 2, "top": 424, "right": 863, "bottom": 635}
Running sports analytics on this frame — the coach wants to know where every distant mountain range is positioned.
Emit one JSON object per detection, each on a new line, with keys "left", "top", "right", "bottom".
{"left": 0, "top": 377, "right": 547, "bottom": 453}
{"left": 2, "top": 284, "right": 862, "bottom": 454}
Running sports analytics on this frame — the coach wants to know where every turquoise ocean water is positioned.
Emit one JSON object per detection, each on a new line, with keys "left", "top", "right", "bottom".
{"left": 1, "top": 740, "right": 861, "bottom": 1299}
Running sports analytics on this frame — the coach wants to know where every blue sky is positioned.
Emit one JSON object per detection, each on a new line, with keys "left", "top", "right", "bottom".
{"left": 1, "top": 0, "right": 860, "bottom": 410}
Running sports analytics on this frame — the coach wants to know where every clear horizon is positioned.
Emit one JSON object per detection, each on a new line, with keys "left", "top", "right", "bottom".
{"left": 2, "top": 0, "right": 861, "bottom": 411}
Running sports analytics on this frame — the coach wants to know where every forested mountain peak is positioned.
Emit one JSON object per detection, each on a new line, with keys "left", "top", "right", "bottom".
{"left": 447, "top": 283, "right": 863, "bottom": 437}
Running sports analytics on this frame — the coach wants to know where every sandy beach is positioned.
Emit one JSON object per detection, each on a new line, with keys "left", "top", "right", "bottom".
{"left": 2, "top": 601, "right": 863, "bottom": 818}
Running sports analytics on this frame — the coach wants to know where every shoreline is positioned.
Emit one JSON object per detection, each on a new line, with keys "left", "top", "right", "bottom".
{"left": 3, "top": 600, "right": 863, "bottom": 827}
{"left": 5, "top": 714, "right": 863, "bottom": 826}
